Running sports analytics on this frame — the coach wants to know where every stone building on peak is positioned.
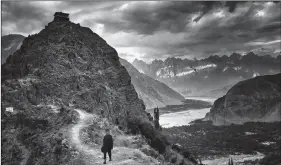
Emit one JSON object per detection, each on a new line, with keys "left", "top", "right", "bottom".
{"left": 53, "top": 12, "right": 69, "bottom": 22}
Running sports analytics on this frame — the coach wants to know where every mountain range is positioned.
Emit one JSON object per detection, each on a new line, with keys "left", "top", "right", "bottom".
{"left": 133, "top": 53, "right": 281, "bottom": 97}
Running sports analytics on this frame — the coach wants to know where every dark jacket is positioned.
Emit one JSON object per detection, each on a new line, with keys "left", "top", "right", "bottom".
{"left": 102, "top": 134, "right": 113, "bottom": 152}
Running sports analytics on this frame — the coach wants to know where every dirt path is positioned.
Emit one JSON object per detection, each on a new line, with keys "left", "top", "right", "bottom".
{"left": 18, "top": 141, "right": 31, "bottom": 165}
{"left": 70, "top": 109, "right": 160, "bottom": 165}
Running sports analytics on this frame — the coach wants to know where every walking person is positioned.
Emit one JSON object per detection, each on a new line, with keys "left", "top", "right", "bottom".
{"left": 101, "top": 129, "right": 113, "bottom": 164}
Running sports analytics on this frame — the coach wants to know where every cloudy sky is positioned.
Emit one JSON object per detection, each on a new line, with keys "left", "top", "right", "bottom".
{"left": 2, "top": 1, "right": 281, "bottom": 63}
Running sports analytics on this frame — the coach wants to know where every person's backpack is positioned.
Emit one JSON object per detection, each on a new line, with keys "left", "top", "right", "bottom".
{"left": 101, "top": 146, "right": 105, "bottom": 153}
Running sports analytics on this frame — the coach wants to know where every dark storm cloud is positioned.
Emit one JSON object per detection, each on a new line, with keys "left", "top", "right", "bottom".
{"left": 90, "top": 0, "right": 281, "bottom": 60}
{"left": 1, "top": 1, "right": 281, "bottom": 62}
{"left": 193, "top": 1, "right": 222, "bottom": 22}
{"left": 1, "top": 2, "right": 53, "bottom": 35}
{"left": 95, "top": 1, "right": 205, "bottom": 34}
{"left": 257, "top": 22, "right": 281, "bottom": 33}
{"left": 166, "top": 2, "right": 280, "bottom": 58}
{"left": 225, "top": 1, "right": 246, "bottom": 13}
{"left": 95, "top": 1, "right": 248, "bottom": 34}
{"left": 1, "top": 1, "right": 122, "bottom": 35}
{"left": 2, "top": 2, "right": 46, "bottom": 22}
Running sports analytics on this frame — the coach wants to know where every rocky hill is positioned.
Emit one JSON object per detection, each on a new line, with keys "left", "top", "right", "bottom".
{"left": 1, "top": 13, "right": 195, "bottom": 165}
{"left": 133, "top": 53, "right": 281, "bottom": 97}
{"left": 119, "top": 58, "right": 185, "bottom": 109}
{"left": 204, "top": 73, "right": 281, "bottom": 125}
{"left": 1, "top": 34, "right": 25, "bottom": 64}
{"left": 1, "top": 40, "right": 185, "bottom": 110}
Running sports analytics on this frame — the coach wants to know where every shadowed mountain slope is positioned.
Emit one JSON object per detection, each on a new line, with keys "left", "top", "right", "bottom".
{"left": 1, "top": 34, "right": 25, "bottom": 64}
{"left": 204, "top": 73, "right": 281, "bottom": 125}
{"left": 120, "top": 58, "right": 185, "bottom": 109}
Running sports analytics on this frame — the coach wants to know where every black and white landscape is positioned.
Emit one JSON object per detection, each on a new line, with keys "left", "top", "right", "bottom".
{"left": 1, "top": 1, "right": 280, "bottom": 165}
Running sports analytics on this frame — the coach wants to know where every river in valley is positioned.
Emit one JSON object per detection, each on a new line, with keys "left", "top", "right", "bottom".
{"left": 160, "top": 96, "right": 265, "bottom": 164}
{"left": 184, "top": 96, "right": 217, "bottom": 103}
{"left": 159, "top": 107, "right": 210, "bottom": 128}
{"left": 159, "top": 96, "right": 215, "bottom": 128}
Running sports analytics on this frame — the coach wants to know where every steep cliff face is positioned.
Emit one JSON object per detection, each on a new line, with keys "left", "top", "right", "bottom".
{"left": 2, "top": 14, "right": 194, "bottom": 165}
{"left": 120, "top": 58, "right": 185, "bottom": 109}
{"left": 204, "top": 73, "right": 281, "bottom": 125}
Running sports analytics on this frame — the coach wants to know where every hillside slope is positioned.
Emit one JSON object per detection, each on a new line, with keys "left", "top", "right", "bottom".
{"left": 1, "top": 13, "right": 194, "bottom": 165}
{"left": 1, "top": 34, "right": 25, "bottom": 64}
{"left": 120, "top": 58, "right": 185, "bottom": 109}
{"left": 204, "top": 73, "right": 281, "bottom": 125}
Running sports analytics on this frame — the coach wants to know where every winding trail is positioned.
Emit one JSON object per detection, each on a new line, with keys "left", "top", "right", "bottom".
{"left": 18, "top": 141, "right": 31, "bottom": 165}
{"left": 71, "top": 109, "right": 100, "bottom": 157}
{"left": 70, "top": 109, "right": 160, "bottom": 165}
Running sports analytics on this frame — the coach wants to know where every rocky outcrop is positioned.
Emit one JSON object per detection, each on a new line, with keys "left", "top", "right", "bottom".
{"left": 1, "top": 34, "right": 25, "bottom": 64}
{"left": 120, "top": 58, "right": 185, "bottom": 109}
{"left": 1, "top": 13, "right": 194, "bottom": 165}
{"left": 204, "top": 73, "right": 281, "bottom": 125}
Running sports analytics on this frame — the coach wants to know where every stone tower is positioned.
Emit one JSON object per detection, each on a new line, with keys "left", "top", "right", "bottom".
{"left": 53, "top": 12, "right": 69, "bottom": 22}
